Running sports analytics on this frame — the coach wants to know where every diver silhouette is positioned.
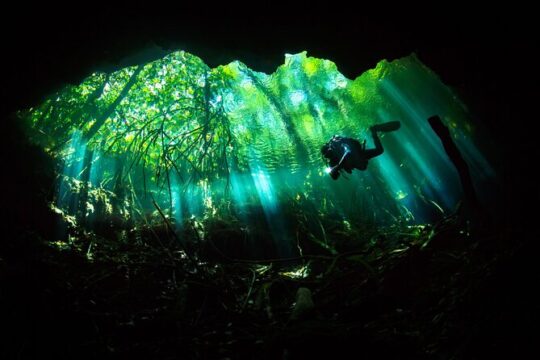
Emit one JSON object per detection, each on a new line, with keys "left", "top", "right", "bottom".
{"left": 321, "top": 121, "right": 401, "bottom": 180}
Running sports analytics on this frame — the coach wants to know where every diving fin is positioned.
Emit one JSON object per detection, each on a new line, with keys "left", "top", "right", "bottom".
{"left": 371, "top": 121, "right": 401, "bottom": 132}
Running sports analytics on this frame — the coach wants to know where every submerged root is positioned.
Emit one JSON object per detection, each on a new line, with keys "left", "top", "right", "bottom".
{"left": 3, "top": 208, "right": 517, "bottom": 359}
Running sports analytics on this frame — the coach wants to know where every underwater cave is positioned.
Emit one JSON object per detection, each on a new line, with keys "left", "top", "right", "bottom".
{"left": 17, "top": 50, "right": 496, "bottom": 258}
{"left": 2, "top": 11, "right": 538, "bottom": 359}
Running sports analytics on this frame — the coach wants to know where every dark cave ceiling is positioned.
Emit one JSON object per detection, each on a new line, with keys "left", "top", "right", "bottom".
{"left": 3, "top": 8, "right": 537, "bottom": 141}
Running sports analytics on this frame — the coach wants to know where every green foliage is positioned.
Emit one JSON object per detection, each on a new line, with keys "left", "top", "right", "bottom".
{"left": 19, "top": 49, "right": 489, "bottom": 244}
{"left": 22, "top": 51, "right": 392, "bottom": 185}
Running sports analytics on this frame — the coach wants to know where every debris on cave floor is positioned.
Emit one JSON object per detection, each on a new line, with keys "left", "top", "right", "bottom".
{"left": 0, "top": 214, "right": 524, "bottom": 359}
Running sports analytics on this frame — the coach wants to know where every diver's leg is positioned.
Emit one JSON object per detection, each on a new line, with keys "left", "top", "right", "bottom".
{"left": 371, "top": 121, "right": 401, "bottom": 133}
{"left": 364, "top": 126, "right": 384, "bottom": 159}
{"left": 364, "top": 121, "right": 400, "bottom": 159}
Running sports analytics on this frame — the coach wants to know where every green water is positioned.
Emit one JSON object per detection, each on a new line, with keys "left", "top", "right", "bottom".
{"left": 19, "top": 50, "right": 495, "bottom": 256}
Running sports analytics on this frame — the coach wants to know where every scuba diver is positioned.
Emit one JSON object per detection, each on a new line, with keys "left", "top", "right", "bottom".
{"left": 321, "top": 121, "right": 401, "bottom": 180}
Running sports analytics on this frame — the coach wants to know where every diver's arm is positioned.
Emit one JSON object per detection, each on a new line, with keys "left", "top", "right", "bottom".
{"left": 337, "top": 145, "right": 351, "bottom": 166}
{"left": 330, "top": 144, "right": 351, "bottom": 173}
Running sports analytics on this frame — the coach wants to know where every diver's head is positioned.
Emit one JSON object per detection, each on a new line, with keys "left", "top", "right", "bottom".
{"left": 330, "top": 168, "right": 340, "bottom": 180}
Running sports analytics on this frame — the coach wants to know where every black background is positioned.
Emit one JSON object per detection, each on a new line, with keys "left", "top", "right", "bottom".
{"left": 1, "top": 5, "right": 539, "bottom": 358}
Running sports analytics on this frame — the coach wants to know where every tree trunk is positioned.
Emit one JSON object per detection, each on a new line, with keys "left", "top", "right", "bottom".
{"left": 77, "top": 148, "right": 94, "bottom": 225}
{"left": 112, "top": 154, "right": 127, "bottom": 217}
{"left": 243, "top": 68, "right": 309, "bottom": 161}
{"left": 72, "top": 73, "right": 111, "bottom": 125}
{"left": 84, "top": 65, "right": 143, "bottom": 141}
{"left": 428, "top": 115, "right": 480, "bottom": 214}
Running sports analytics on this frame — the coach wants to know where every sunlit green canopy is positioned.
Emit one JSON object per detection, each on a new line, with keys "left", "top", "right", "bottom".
{"left": 19, "top": 50, "right": 494, "bottom": 255}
